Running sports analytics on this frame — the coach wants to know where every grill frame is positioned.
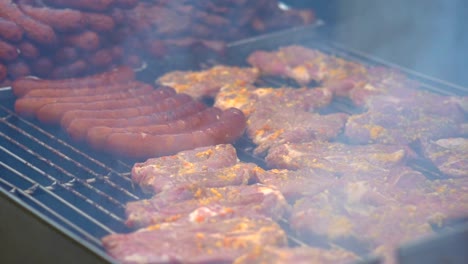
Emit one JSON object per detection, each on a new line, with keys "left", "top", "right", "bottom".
{"left": 0, "top": 24, "right": 467, "bottom": 263}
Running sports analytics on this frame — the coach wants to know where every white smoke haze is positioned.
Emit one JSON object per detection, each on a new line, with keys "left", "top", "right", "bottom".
{"left": 327, "top": 0, "right": 467, "bottom": 87}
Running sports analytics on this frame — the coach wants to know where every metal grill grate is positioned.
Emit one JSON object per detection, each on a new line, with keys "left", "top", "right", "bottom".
{"left": 0, "top": 103, "right": 147, "bottom": 249}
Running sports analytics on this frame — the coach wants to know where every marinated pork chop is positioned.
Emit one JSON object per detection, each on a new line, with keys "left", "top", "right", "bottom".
{"left": 125, "top": 184, "right": 290, "bottom": 228}
{"left": 345, "top": 92, "right": 466, "bottom": 145}
{"left": 131, "top": 144, "right": 239, "bottom": 193}
{"left": 234, "top": 246, "right": 359, "bottom": 264}
{"left": 103, "top": 217, "right": 287, "bottom": 264}
{"left": 420, "top": 137, "right": 468, "bottom": 178}
{"left": 157, "top": 65, "right": 259, "bottom": 99}
{"left": 265, "top": 141, "right": 409, "bottom": 172}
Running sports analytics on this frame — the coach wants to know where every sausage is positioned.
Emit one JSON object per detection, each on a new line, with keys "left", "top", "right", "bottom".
{"left": 87, "top": 47, "right": 114, "bottom": 68}
{"left": 65, "top": 100, "right": 206, "bottom": 141}
{"left": 15, "top": 85, "right": 153, "bottom": 118}
{"left": 110, "top": 45, "right": 124, "bottom": 62}
{"left": 86, "top": 107, "right": 223, "bottom": 148}
{"left": 12, "top": 66, "right": 135, "bottom": 97}
{"left": 62, "top": 30, "right": 100, "bottom": 51}
{"left": 0, "top": 18, "right": 24, "bottom": 42}
{"left": 101, "top": 108, "right": 246, "bottom": 159}
{"left": 109, "top": 26, "right": 131, "bottom": 43}
{"left": 19, "top": 4, "right": 86, "bottom": 32}
{"left": 50, "top": 60, "right": 87, "bottom": 79}
{"left": 0, "top": 77, "right": 11, "bottom": 87}
{"left": 60, "top": 89, "right": 180, "bottom": 127}
{"left": 54, "top": 46, "right": 79, "bottom": 64}
{"left": 36, "top": 89, "right": 177, "bottom": 124}
{"left": 123, "top": 54, "right": 143, "bottom": 69}
{"left": 0, "top": 39, "right": 19, "bottom": 62}
{"left": 43, "top": 0, "right": 115, "bottom": 12}
{"left": 18, "top": 41, "right": 39, "bottom": 60}
{"left": 30, "top": 57, "right": 54, "bottom": 78}
{"left": 83, "top": 12, "right": 115, "bottom": 32}
{"left": 109, "top": 8, "right": 125, "bottom": 25}
{"left": 23, "top": 81, "right": 152, "bottom": 99}
{"left": 7, "top": 60, "right": 30, "bottom": 79}
{"left": 114, "top": 0, "right": 138, "bottom": 8}
{"left": 0, "top": 63, "right": 7, "bottom": 82}
{"left": 145, "top": 39, "right": 167, "bottom": 58}
{"left": 0, "top": 1, "right": 57, "bottom": 45}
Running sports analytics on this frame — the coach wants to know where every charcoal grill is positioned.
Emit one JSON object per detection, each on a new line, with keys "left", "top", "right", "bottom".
{"left": 1, "top": 25, "right": 467, "bottom": 264}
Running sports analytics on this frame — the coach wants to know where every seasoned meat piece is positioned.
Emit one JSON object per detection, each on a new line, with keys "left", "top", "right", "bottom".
{"left": 157, "top": 65, "right": 259, "bottom": 99}
{"left": 290, "top": 172, "right": 468, "bottom": 261}
{"left": 131, "top": 144, "right": 239, "bottom": 193}
{"left": 234, "top": 246, "right": 359, "bottom": 264}
{"left": 420, "top": 138, "right": 468, "bottom": 178}
{"left": 255, "top": 168, "right": 338, "bottom": 202}
{"left": 132, "top": 161, "right": 255, "bottom": 195}
{"left": 347, "top": 67, "right": 420, "bottom": 106}
{"left": 247, "top": 46, "right": 426, "bottom": 106}
{"left": 291, "top": 198, "right": 433, "bottom": 262}
{"left": 345, "top": 92, "right": 466, "bottom": 145}
{"left": 103, "top": 217, "right": 287, "bottom": 264}
{"left": 214, "top": 84, "right": 333, "bottom": 116}
{"left": 126, "top": 184, "right": 290, "bottom": 228}
{"left": 215, "top": 83, "right": 339, "bottom": 155}
{"left": 214, "top": 84, "right": 261, "bottom": 116}
{"left": 265, "top": 141, "right": 408, "bottom": 173}
{"left": 247, "top": 45, "right": 367, "bottom": 86}
{"left": 248, "top": 108, "right": 347, "bottom": 155}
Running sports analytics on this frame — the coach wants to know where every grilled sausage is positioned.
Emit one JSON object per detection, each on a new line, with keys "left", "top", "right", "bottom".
{"left": 0, "top": 63, "right": 7, "bottom": 81}
{"left": 19, "top": 4, "right": 86, "bottom": 32}
{"left": 17, "top": 41, "right": 39, "bottom": 60}
{"left": 43, "top": 0, "right": 115, "bottom": 12}
{"left": 7, "top": 60, "right": 30, "bottom": 79}
{"left": 15, "top": 85, "right": 153, "bottom": 118}
{"left": 60, "top": 90, "right": 183, "bottom": 128}
{"left": 0, "top": 1, "right": 57, "bottom": 45}
{"left": 0, "top": 18, "right": 24, "bottom": 42}
{"left": 22, "top": 80, "right": 143, "bottom": 99}
{"left": 12, "top": 66, "right": 135, "bottom": 97}
{"left": 50, "top": 59, "right": 87, "bottom": 79}
{"left": 30, "top": 57, "right": 54, "bottom": 78}
{"left": 54, "top": 46, "right": 79, "bottom": 64}
{"left": 64, "top": 96, "right": 202, "bottom": 141}
{"left": 62, "top": 30, "right": 100, "bottom": 51}
{"left": 83, "top": 12, "right": 115, "bottom": 32}
{"left": 36, "top": 88, "right": 172, "bottom": 124}
{"left": 87, "top": 47, "right": 115, "bottom": 68}
{"left": 86, "top": 107, "right": 223, "bottom": 148}
{"left": 114, "top": 0, "right": 138, "bottom": 8}
{"left": 0, "top": 39, "right": 19, "bottom": 62}
{"left": 101, "top": 108, "right": 246, "bottom": 159}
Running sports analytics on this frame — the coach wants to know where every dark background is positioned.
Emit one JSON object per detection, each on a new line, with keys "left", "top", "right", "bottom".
{"left": 283, "top": 0, "right": 468, "bottom": 88}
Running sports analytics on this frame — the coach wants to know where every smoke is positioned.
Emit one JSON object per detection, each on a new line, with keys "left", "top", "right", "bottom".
{"left": 330, "top": 0, "right": 467, "bottom": 87}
